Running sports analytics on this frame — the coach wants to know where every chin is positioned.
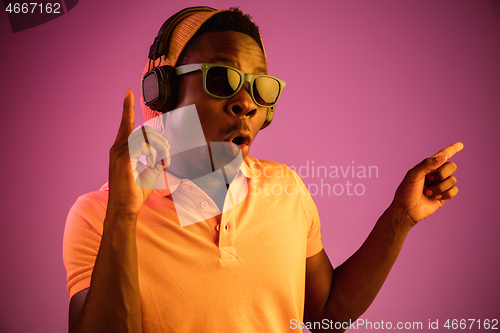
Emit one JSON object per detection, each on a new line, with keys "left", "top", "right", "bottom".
{"left": 240, "top": 146, "right": 250, "bottom": 159}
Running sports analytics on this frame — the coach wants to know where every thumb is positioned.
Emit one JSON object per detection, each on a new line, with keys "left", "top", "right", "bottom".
{"left": 115, "top": 89, "right": 135, "bottom": 144}
{"left": 410, "top": 154, "right": 448, "bottom": 179}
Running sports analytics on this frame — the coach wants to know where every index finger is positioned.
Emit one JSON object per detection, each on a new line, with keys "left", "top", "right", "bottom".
{"left": 115, "top": 89, "right": 135, "bottom": 144}
{"left": 432, "top": 142, "right": 464, "bottom": 160}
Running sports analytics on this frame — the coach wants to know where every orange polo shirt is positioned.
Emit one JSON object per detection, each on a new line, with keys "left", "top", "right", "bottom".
{"left": 63, "top": 156, "right": 323, "bottom": 332}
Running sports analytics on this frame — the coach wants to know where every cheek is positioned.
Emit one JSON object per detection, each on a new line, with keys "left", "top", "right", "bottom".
{"left": 196, "top": 102, "right": 228, "bottom": 139}
{"left": 199, "top": 115, "right": 218, "bottom": 138}
{"left": 252, "top": 109, "right": 268, "bottom": 130}
{"left": 176, "top": 75, "right": 204, "bottom": 108}
{"left": 248, "top": 115, "right": 265, "bottom": 143}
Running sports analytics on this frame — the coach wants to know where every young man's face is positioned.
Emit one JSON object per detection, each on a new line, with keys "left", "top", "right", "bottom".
{"left": 175, "top": 31, "right": 269, "bottom": 163}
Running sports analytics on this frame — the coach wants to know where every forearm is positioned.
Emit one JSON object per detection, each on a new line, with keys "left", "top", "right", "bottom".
{"left": 70, "top": 211, "right": 142, "bottom": 333}
{"left": 306, "top": 143, "right": 462, "bottom": 332}
{"left": 323, "top": 205, "right": 413, "bottom": 329}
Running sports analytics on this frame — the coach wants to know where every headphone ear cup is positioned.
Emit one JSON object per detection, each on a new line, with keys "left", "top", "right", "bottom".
{"left": 260, "top": 105, "right": 274, "bottom": 129}
{"left": 142, "top": 65, "right": 179, "bottom": 113}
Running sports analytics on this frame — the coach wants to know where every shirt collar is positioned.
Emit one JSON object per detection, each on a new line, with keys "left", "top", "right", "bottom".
{"left": 99, "top": 157, "right": 259, "bottom": 197}
{"left": 154, "top": 157, "right": 258, "bottom": 197}
{"left": 241, "top": 157, "right": 258, "bottom": 179}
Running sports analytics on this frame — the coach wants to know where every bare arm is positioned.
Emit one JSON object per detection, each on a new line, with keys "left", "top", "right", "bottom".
{"left": 69, "top": 90, "right": 169, "bottom": 333}
{"left": 304, "top": 143, "right": 463, "bottom": 332}
{"left": 304, "top": 205, "right": 411, "bottom": 332}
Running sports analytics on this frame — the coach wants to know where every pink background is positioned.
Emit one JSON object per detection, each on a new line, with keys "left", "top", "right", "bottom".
{"left": 1, "top": 0, "right": 499, "bottom": 331}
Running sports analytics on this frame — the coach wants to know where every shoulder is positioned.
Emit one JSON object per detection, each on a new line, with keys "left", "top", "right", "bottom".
{"left": 245, "top": 156, "right": 312, "bottom": 202}
{"left": 70, "top": 188, "right": 109, "bottom": 213}
{"left": 245, "top": 155, "right": 287, "bottom": 168}
{"left": 65, "top": 187, "right": 109, "bottom": 233}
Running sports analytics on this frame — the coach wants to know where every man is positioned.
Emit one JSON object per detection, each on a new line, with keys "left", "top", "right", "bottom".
{"left": 63, "top": 7, "right": 462, "bottom": 333}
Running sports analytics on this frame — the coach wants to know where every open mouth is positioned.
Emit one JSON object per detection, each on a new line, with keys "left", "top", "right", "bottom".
{"left": 231, "top": 136, "right": 248, "bottom": 146}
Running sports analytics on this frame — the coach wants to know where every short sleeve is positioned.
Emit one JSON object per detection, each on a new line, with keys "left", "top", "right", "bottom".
{"left": 291, "top": 169, "right": 323, "bottom": 258}
{"left": 62, "top": 192, "right": 107, "bottom": 300}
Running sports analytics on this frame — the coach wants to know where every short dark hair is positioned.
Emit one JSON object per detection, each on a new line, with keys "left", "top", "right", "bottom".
{"left": 177, "top": 7, "right": 263, "bottom": 66}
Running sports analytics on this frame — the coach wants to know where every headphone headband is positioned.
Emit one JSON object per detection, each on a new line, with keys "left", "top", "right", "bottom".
{"left": 148, "top": 6, "right": 217, "bottom": 63}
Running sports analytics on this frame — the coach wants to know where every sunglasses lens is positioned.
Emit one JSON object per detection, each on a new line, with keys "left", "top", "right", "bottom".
{"left": 206, "top": 66, "right": 241, "bottom": 97}
{"left": 205, "top": 65, "right": 282, "bottom": 107}
{"left": 253, "top": 77, "right": 280, "bottom": 106}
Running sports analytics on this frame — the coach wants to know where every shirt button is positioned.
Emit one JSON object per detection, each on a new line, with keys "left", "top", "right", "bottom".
{"left": 200, "top": 201, "right": 209, "bottom": 209}
{"left": 224, "top": 224, "right": 229, "bottom": 231}
{"left": 216, "top": 224, "right": 220, "bottom": 231}
{"left": 182, "top": 184, "right": 191, "bottom": 190}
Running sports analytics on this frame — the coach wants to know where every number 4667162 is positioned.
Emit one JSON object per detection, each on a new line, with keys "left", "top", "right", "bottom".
{"left": 5, "top": 3, "right": 61, "bottom": 14}
{"left": 443, "top": 319, "right": 498, "bottom": 330}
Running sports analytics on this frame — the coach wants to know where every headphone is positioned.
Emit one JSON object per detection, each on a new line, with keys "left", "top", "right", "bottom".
{"left": 141, "top": 6, "right": 275, "bottom": 129}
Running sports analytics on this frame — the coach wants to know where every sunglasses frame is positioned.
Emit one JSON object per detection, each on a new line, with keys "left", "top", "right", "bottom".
{"left": 175, "top": 63, "right": 286, "bottom": 108}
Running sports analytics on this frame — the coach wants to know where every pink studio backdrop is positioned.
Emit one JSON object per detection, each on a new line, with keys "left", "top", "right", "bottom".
{"left": 1, "top": 0, "right": 499, "bottom": 332}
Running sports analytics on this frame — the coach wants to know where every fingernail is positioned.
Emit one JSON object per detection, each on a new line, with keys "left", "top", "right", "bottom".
{"left": 434, "top": 194, "right": 442, "bottom": 200}
{"left": 427, "top": 174, "right": 434, "bottom": 181}
{"left": 424, "top": 189, "right": 433, "bottom": 196}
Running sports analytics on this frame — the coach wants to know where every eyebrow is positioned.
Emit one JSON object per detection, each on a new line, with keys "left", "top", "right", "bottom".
{"left": 209, "top": 55, "right": 267, "bottom": 74}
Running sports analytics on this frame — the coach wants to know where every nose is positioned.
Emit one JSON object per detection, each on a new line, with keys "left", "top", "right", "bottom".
{"left": 227, "top": 82, "right": 259, "bottom": 118}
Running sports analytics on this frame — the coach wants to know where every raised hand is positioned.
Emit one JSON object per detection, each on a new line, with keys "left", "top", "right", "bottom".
{"left": 107, "top": 89, "right": 170, "bottom": 218}
{"left": 393, "top": 142, "right": 464, "bottom": 224}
